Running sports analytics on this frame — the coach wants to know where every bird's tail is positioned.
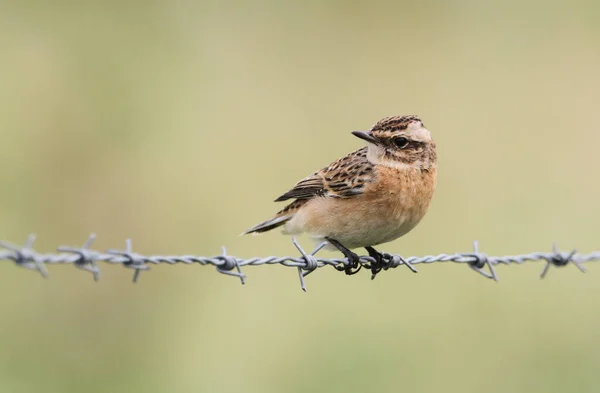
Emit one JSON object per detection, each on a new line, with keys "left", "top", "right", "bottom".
{"left": 242, "top": 200, "right": 304, "bottom": 235}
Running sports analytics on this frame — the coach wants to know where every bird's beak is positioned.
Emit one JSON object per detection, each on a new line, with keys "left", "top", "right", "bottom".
{"left": 352, "top": 131, "right": 380, "bottom": 145}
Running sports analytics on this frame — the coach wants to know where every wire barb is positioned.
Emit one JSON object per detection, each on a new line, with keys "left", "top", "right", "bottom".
{"left": 540, "top": 243, "right": 583, "bottom": 279}
{"left": 107, "top": 239, "right": 149, "bottom": 283}
{"left": 0, "top": 235, "right": 597, "bottom": 290}
{"left": 380, "top": 253, "right": 418, "bottom": 276}
{"left": 292, "top": 238, "right": 326, "bottom": 292}
{"left": 216, "top": 246, "right": 246, "bottom": 285}
{"left": 466, "top": 241, "right": 498, "bottom": 282}
{"left": 0, "top": 234, "right": 48, "bottom": 278}
{"left": 57, "top": 233, "right": 100, "bottom": 281}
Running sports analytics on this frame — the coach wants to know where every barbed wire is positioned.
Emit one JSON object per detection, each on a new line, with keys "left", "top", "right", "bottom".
{"left": 0, "top": 234, "right": 593, "bottom": 291}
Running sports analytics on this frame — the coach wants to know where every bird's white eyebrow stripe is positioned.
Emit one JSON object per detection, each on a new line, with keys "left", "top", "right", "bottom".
{"left": 409, "top": 127, "right": 432, "bottom": 142}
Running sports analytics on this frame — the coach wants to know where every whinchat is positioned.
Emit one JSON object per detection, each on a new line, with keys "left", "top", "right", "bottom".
{"left": 244, "top": 115, "right": 437, "bottom": 276}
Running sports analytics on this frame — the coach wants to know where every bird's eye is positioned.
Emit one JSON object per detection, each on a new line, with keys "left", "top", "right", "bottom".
{"left": 394, "top": 137, "right": 409, "bottom": 149}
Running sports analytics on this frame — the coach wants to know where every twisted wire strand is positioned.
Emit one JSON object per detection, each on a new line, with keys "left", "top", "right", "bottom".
{"left": 0, "top": 234, "right": 593, "bottom": 291}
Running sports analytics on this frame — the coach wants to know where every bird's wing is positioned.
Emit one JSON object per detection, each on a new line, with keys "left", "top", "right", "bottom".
{"left": 274, "top": 147, "right": 375, "bottom": 201}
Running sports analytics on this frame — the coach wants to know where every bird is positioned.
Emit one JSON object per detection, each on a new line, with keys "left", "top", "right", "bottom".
{"left": 243, "top": 115, "right": 437, "bottom": 276}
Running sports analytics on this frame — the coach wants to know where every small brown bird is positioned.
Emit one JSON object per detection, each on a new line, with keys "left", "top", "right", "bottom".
{"left": 244, "top": 115, "right": 437, "bottom": 275}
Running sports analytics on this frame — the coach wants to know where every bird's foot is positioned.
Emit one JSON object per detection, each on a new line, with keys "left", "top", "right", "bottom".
{"left": 364, "top": 246, "right": 393, "bottom": 280}
{"left": 335, "top": 250, "right": 362, "bottom": 276}
{"left": 326, "top": 237, "right": 362, "bottom": 275}
{"left": 340, "top": 250, "right": 362, "bottom": 275}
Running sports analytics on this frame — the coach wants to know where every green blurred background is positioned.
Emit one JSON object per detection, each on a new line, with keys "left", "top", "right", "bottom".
{"left": 1, "top": 1, "right": 600, "bottom": 392}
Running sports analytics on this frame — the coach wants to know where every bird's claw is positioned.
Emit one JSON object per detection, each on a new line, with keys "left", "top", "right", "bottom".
{"left": 365, "top": 247, "right": 394, "bottom": 279}
{"left": 334, "top": 252, "right": 362, "bottom": 275}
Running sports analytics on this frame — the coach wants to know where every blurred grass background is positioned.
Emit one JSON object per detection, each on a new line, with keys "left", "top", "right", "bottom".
{"left": 1, "top": 0, "right": 600, "bottom": 392}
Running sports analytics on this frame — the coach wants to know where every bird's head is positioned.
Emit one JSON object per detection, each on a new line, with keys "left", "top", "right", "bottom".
{"left": 352, "top": 115, "right": 436, "bottom": 170}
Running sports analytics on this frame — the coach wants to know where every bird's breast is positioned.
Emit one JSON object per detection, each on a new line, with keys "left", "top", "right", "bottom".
{"left": 286, "top": 165, "right": 437, "bottom": 249}
{"left": 361, "top": 165, "right": 436, "bottom": 239}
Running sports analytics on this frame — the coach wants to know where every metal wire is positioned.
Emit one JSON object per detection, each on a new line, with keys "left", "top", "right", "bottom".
{"left": 0, "top": 234, "right": 593, "bottom": 291}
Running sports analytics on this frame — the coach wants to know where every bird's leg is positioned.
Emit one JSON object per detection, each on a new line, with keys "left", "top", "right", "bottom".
{"left": 326, "top": 237, "right": 362, "bottom": 275}
{"left": 365, "top": 246, "right": 393, "bottom": 279}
